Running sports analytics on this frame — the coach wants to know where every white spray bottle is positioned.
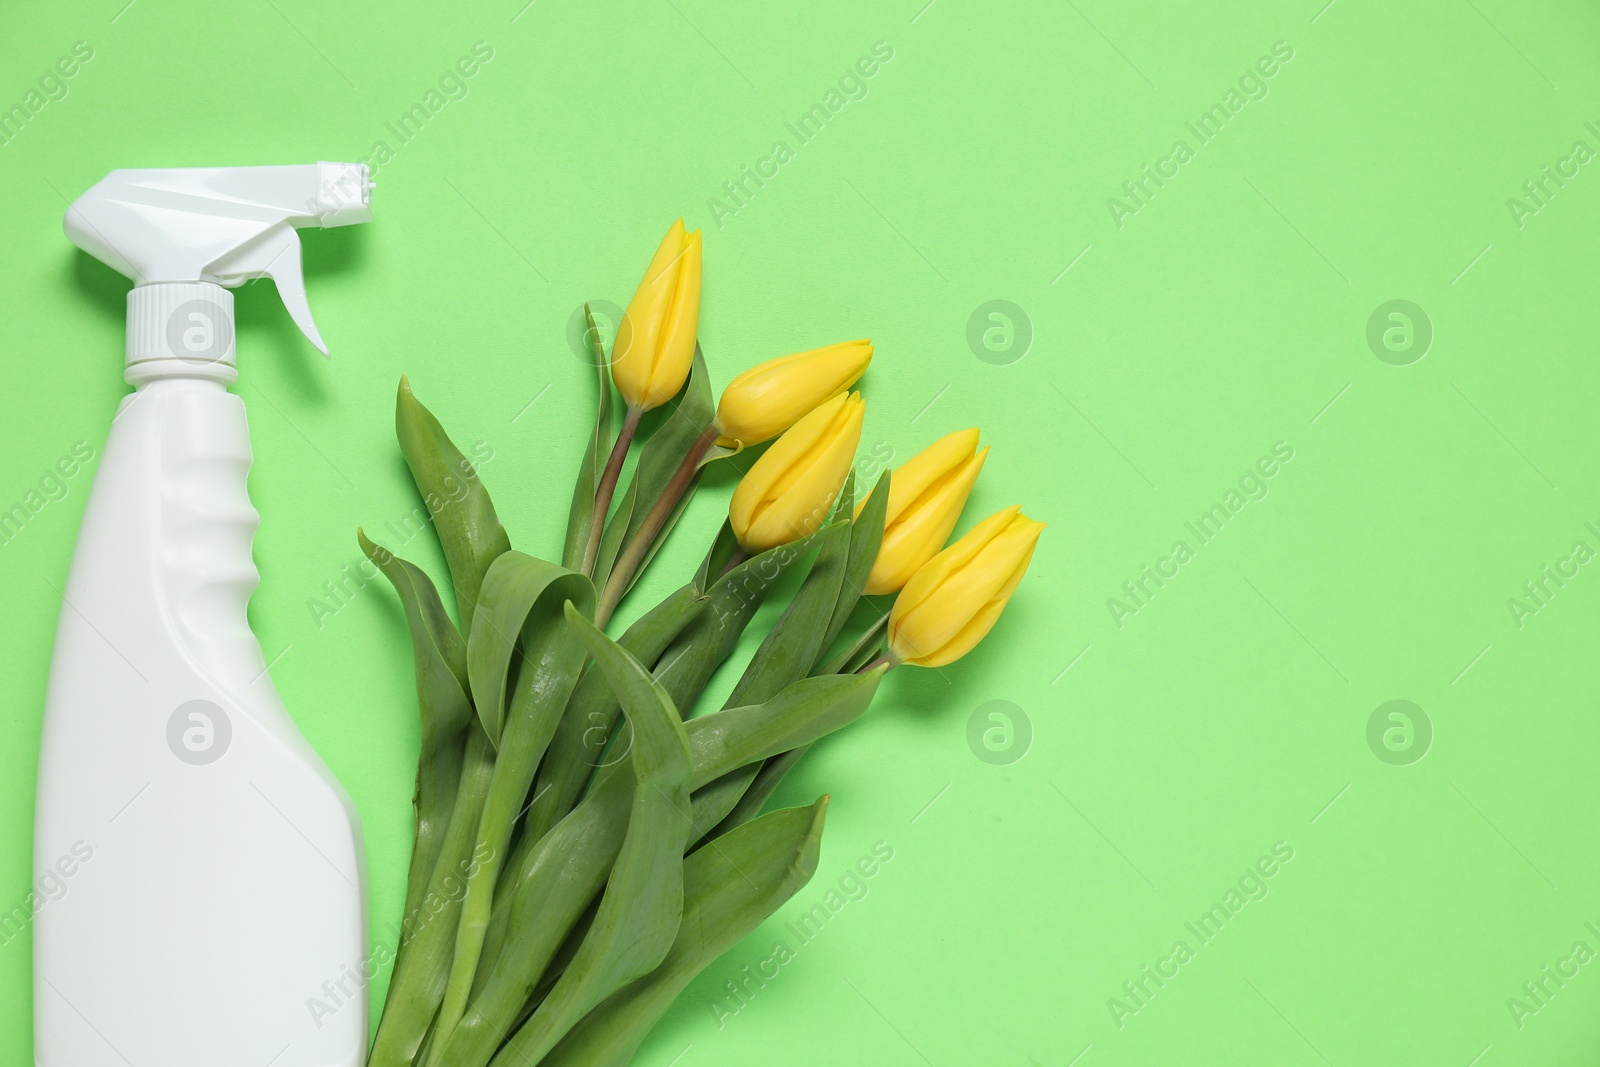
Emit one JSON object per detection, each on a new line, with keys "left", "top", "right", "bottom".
{"left": 36, "top": 163, "right": 374, "bottom": 1067}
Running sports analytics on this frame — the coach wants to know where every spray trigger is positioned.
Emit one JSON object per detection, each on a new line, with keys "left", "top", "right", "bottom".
{"left": 209, "top": 227, "right": 328, "bottom": 356}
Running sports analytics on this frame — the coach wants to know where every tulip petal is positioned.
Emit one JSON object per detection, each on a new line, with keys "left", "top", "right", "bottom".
{"left": 762, "top": 396, "right": 858, "bottom": 503}
{"left": 865, "top": 447, "right": 988, "bottom": 596}
{"left": 900, "top": 534, "right": 1038, "bottom": 667}
{"left": 729, "top": 393, "right": 866, "bottom": 552}
{"left": 715, "top": 340, "right": 873, "bottom": 446}
{"left": 888, "top": 508, "right": 1043, "bottom": 665}
{"left": 645, "top": 229, "right": 701, "bottom": 408}
{"left": 614, "top": 220, "right": 688, "bottom": 409}
{"left": 896, "top": 516, "right": 1040, "bottom": 652}
{"left": 891, "top": 505, "right": 1019, "bottom": 621}
{"left": 746, "top": 397, "right": 863, "bottom": 550}
{"left": 871, "top": 429, "right": 980, "bottom": 527}
{"left": 729, "top": 393, "right": 844, "bottom": 537}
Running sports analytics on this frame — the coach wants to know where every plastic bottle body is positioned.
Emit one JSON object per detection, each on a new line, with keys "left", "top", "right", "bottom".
{"left": 34, "top": 376, "right": 366, "bottom": 1066}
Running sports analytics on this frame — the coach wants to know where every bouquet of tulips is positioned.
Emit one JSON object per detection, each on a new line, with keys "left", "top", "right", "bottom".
{"left": 361, "top": 220, "right": 1044, "bottom": 1067}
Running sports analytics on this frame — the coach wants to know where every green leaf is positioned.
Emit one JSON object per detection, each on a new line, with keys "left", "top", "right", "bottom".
{"left": 824, "top": 468, "right": 891, "bottom": 655}
{"left": 562, "top": 305, "right": 614, "bottom": 572}
{"left": 689, "top": 668, "right": 874, "bottom": 842}
{"left": 444, "top": 668, "right": 884, "bottom": 1067}
{"left": 655, "top": 527, "right": 824, "bottom": 715}
{"left": 442, "top": 761, "right": 632, "bottom": 1067}
{"left": 395, "top": 376, "right": 512, "bottom": 640}
{"left": 835, "top": 468, "right": 858, "bottom": 517}
{"left": 368, "top": 725, "right": 497, "bottom": 1067}
{"left": 685, "top": 671, "right": 884, "bottom": 781}
{"left": 693, "top": 519, "right": 742, "bottom": 592}
{"left": 525, "top": 584, "right": 708, "bottom": 843}
{"left": 467, "top": 552, "right": 593, "bottom": 745}
{"left": 358, "top": 531, "right": 473, "bottom": 931}
{"left": 432, "top": 556, "right": 594, "bottom": 1059}
{"left": 488, "top": 606, "right": 695, "bottom": 1066}
{"left": 518, "top": 896, "right": 599, "bottom": 1029}
{"left": 712, "top": 744, "right": 808, "bottom": 836}
{"left": 711, "top": 471, "right": 894, "bottom": 838}
{"left": 686, "top": 764, "right": 760, "bottom": 842}
{"left": 688, "top": 519, "right": 852, "bottom": 844}
{"left": 539, "top": 799, "right": 829, "bottom": 1067}
{"left": 726, "top": 518, "right": 851, "bottom": 707}
{"left": 480, "top": 585, "right": 707, "bottom": 982}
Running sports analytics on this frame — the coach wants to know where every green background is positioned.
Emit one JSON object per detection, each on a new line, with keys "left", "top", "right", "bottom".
{"left": 3, "top": 0, "right": 1599, "bottom": 1062}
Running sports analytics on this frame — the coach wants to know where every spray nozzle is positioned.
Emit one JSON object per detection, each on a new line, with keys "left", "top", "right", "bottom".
{"left": 65, "top": 163, "right": 373, "bottom": 375}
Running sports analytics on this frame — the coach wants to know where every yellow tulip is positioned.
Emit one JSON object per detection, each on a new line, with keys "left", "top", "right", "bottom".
{"left": 857, "top": 429, "right": 988, "bottom": 595}
{"left": 612, "top": 219, "right": 702, "bottom": 410}
{"left": 729, "top": 391, "right": 865, "bottom": 552}
{"left": 887, "top": 505, "right": 1044, "bottom": 667}
{"left": 715, "top": 340, "right": 872, "bottom": 448}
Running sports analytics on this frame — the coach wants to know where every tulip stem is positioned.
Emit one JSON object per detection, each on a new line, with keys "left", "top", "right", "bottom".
{"left": 820, "top": 610, "right": 888, "bottom": 675}
{"left": 858, "top": 652, "right": 896, "bottom": 673}
{"left": 581, "top": 405, "right": 643, "bottom": 577}
{"left": 595, "top": 424, "right": 718, "bottom": 628}
{"left": 717, "top": 547, "right": 750, "bottom": 580}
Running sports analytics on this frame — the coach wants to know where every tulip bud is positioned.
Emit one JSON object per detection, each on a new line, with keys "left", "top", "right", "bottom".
{"left": 612, "top": 219, "right": 702, "bottom": 411}
{"left": 887, "top": 505, "right": 1044, "bottom": 667}
{"left": 729, "top": 392, "right": 865, "bottom": 552}
{"left": 715, "top": 340, "right": 872, "bottom": 448}
{"left": 857, "top": 429, "right": 988, "bottom": 595}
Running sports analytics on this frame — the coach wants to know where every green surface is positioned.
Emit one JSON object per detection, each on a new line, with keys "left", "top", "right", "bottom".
{"left": 2, "top": 0, "right": 1599, "bottom": 1063}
